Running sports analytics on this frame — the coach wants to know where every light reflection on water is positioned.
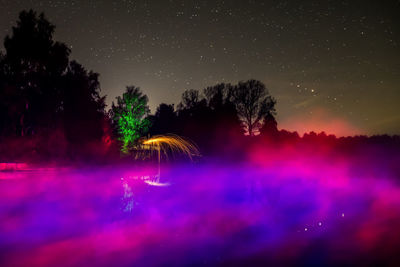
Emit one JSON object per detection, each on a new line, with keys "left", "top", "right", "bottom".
{"left": 1, "top": 163, "right": 400, "bottom": 266}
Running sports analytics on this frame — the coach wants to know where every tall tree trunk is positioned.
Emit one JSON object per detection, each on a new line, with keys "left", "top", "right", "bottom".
{"left": 248, "top": 122, "right": 253, "bottom": 136}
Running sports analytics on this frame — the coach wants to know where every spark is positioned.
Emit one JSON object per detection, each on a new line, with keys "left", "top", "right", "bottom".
{"left": 141, "top": 135, "right": 200, "bottom": 160}
{"left": 137, "top": 135, "right": 200, "bottom": 184}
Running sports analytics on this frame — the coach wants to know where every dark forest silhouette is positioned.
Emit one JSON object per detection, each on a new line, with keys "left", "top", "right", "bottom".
{"left": 0, "top": 10, "right": 107, "bottom": 161}
{"left": 1, "top": 10, "right": 400, "bottom": 168}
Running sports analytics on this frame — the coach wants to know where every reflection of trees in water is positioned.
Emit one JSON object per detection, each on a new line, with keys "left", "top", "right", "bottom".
{"left": 121, "top": 178, "right": 134, "bottom": 213}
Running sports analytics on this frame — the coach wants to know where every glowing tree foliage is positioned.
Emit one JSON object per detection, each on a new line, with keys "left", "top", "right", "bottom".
{"left": 111, "top": 86, "right": 151, "bottom": 153}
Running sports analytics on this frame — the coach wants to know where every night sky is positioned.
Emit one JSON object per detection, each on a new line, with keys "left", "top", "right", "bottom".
{"left": 1, "top": 0, "right": 399, "bottom": 136}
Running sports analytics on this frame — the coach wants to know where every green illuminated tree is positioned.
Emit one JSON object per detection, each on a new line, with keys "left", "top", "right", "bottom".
{"left": 111, "top": 86, "right": 151, "bottom": 153}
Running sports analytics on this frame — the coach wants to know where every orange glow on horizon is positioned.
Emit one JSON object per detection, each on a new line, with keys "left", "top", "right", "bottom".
{"left": 279, "top": 108, "right": 362, "bottom": 137}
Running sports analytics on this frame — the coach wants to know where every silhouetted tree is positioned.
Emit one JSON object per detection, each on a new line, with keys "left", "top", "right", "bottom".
{"left": 204, "top": 83, "right": 226, "bottom": 110}
{"left": 0, "top": 52, "right": 7, "bottom": 134}
{"left": 177, "top": 89, "right": 201, "bottom": 111}
{"left": 63, "top": 61, "right": 106, "bottom": 144}
{"left": 149, "top": 103, "right": 177, "bottom": 135}
{"left": 203, "top": 83, "right": 243, "bottom": 135}
{"left": 111, "top": 86, "right": 150, "bottom": 153}
{"left": 259, "top": 95, "right": 278, "bottom": 137}
{"left": 260, "top": 113, "right": 278, "bottom": 137}
{"left": 173, "top": 85, "right": 243, "bottom": 155}
{"left": 203, "top": 83, "right": 243, "bottom": 155}
{"left": 1, "top": 10, "right": 70, "bottom": 135}
{"left": 232, "top": 79, "right": 276, "bottom": 136}
{"left": 0, "top": 9, "right": 108, "bottom": 157}
{"left": 176, "top": 89, "right": 209, "bottom": 146}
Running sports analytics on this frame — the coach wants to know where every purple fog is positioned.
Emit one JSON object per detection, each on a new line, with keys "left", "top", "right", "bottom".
{"left": 1, "top": 149, "right": 400, "bottom": 266}
{"left": 1, "top": 1, "right": 400, "bottom": 266}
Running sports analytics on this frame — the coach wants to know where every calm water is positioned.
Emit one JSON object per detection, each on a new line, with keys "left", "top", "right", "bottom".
{"left": 1, "top": 162, "right": 400, "bottom": 266}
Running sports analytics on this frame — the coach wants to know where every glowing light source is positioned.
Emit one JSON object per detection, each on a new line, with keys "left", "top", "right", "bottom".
{"left": 144, "top": 180, "right": 171, "bottom": 187}
{"left": 141, "top": 135, "right": 200, "bottom": 160}
{"left": 140, "top": 135, "right": 200, "bottom": 183}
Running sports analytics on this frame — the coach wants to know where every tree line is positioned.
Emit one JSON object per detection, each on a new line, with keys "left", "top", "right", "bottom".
{"left": 0, "top": 10, "right": 278, "bottom": 160}
{"left": 1, "top": 10, "right": 399, "bottom": 164}
{"left": 110, "top": 80, "right": 278, "bottom": 153}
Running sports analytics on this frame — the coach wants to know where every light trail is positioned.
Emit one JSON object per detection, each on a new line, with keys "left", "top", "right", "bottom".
{"left": 141, "top": 135, "right": 200, "bottom": 161}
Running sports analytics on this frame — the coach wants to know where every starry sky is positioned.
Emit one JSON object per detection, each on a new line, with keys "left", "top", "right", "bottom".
{"left": 1, "top": 0, "right": 399, "bottom": 136}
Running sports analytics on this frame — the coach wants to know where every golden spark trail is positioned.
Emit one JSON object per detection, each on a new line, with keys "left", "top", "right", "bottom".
{"left": 139, "top": 135, "right": 200, "bottom": 183}
{"left": 141, "top": 135, "right": 200, "bottom": 160}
